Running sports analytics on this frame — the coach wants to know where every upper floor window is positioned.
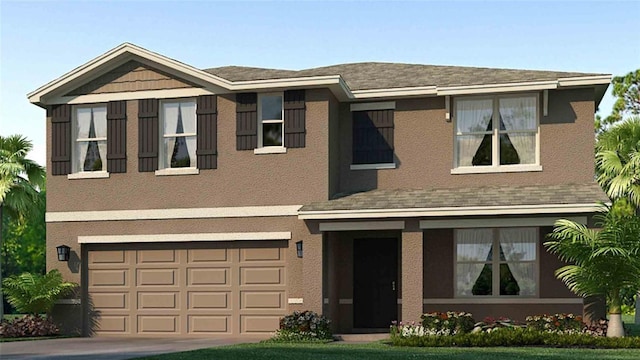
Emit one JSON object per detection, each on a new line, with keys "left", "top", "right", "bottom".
{"left": 73, "top": 105, "right": 107, "bottom": 173}
{"left": 455, "top": 227, "right": 538, "bottom": 297}
{"left": 258, "top": 93, "right": 284, "bottom": 148}
{"left": 350, "top": 102, "right": 396, "bottom": 170}
{"left": 160, "top": 99, "right": 197, "bottom": 169}
{"left": 453, "top": 95, "right": 539, "bottom": 173}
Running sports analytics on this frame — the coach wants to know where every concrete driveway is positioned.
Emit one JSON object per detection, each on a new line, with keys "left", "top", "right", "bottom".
{"left": 0, "top": 336, "right": 265, "bottom": 360}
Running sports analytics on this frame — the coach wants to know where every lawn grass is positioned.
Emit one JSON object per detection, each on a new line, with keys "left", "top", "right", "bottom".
{"left": 139, "top": 342, "right": 640, "bottom": 360}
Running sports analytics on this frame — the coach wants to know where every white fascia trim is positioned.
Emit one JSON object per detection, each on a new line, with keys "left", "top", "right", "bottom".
{"left": 50, "top": 88, "right": 215, "bottom": 105}
{"left": 451, "top": 165, "right": 542, "bottom": 175}
{"left": 420, "top": 216, "right": 587, "bottom": 229}
{"left": 350, "top": 101, "right": 396, "bottom": 112}
{"left": 67, "top": 171, "right": 110, "bottom": 180}
{"left": 287, "top": 298, "right": 304, "bottom": 304}
{"left": 437, "top": 81, "right": 558, "bottom": 96}
{"left": 350, "top": 163, "right": 397, "bottom": 170}
{"left": 254, "top": 147, "right": 287, "bottom": 155}
{"left": 154, "top": 167, "right": 200, "bottom": 176}
{"left": 319, "top": 221, "right": 405, "bottom": 232}
{"left": 47, "top": 205, "right": 302, "bottom": 223}
{"left": 298, "top": 203, "right": 601, "bottom": 220}
{"left": 78, "top": 231, "right": 291, "bottom": 244}
{"left": 230, "top": 75, "right": 342, "bottom": 91}
{"left": 351, "top": 86, "right": 437, "bottom": 99}
{"left": 558, "top": 75, "right": 612, "bottom": 87}
{"left": 423, "top": 298, "right": 583, "bottom": 305}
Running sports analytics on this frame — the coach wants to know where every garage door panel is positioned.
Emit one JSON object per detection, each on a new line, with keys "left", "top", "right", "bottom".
{"left": 137, "top": 269, "right": 177, "bottom": 286}
{"left": 188, "top": 292, "right": 229, "bottom": 309}
{"left": 241, "top": 267, "right": 284, "bottom": 285}
{"left": 89, "top": 269, "right": 127, "bottom": 287}
{"left": 137, "top": 250, "right": 176, "bottom": 264}
{"left": 188, "top": 315, "right": 229, "bottom": 333}
{"left": 241, "top": 315, "right": 281, "bottom": 333}
{"left": 187, "top": 268, "right": 228, "bottom": 286}
{"left": 97, "top": 315, "right": 128, "bottom": 333}
{"left": 138, "top": 315, "right": 178, "bottom": 333}
{"left": 138, "top": 292, "right": 178, "bottom": 309}
{"left": 90, "top": 250, "right": 127, "bottom": 264}
{"left": 188, "top": 249, "right": 227, "bottom": 263}
{"left": 92, "top": 292, "right": 128, "bottom": 309}
{"left": 241, "top": 291, "right": 283, "bottom": 309}
{"left": 241, "top": 248, "right": 282, "bottom": 261}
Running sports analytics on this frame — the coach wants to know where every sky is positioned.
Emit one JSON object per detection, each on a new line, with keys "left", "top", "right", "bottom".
{"left": 1, "top": 0, "right": 639, "bottom": 166}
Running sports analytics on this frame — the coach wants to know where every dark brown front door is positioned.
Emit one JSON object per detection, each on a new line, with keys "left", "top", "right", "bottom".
{"left": 353, "top": 238, "right": 398, "bottom": 328}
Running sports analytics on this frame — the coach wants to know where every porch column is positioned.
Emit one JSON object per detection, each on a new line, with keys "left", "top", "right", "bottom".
{"left": 303, "top": 232, "right": 323, "bottom": 314}
{"left": 401, "top": 229, "right": 423, "bottom": 323}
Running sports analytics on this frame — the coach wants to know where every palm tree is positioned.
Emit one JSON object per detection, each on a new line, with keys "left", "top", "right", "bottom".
{"left": 0, "top": 135, "right": 46, "bottom": 320}
{"left": 545, "top": 206, "right": 640, "bottom": 337}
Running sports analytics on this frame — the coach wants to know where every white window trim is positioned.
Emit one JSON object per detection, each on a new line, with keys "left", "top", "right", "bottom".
{"left": 72, "top": 104, "right": 108, "bottom": 175}
{"left": 350, "top": 163, "right": 397, "bottom": 170}
{"left": 257, "top": 92, "right": 285, "bottom": 150}
{"left": 454, "top": 227, "right": 540, "bottom": 298}
{"left": 452, "top": 93, "right": 540, "bottom": 173}
{"left": 158, "top": 98, "right": 197, "bottom": 171}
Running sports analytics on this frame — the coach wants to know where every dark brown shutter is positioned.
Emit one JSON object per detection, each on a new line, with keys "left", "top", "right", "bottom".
{"left": 49, "top": 104, "right": 72, "bottom": 175}
{"left": 138, "top": 99, "right": 159, "bottom": 172}
{"left": 236, "top": 93, "right": 257, "bottom": 150}
{"left": 196, "top": 95, "right": 217, "bottom": 169}
{"left": 352, "top": 109, "right": 394, "bottom": 164}
{"left": 284, "top": 90, "right": 306, "bottom": 148}
{"left": 107, "top": 101, "right": 127, "bottom": 173}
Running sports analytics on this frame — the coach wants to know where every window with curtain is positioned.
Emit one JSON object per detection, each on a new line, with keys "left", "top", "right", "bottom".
{"left": 161, "top": 100, "right": 197, "bottom": 168}
{"left": 455, "top": 228, "right": 537, "bottom": 297}
{"left": 259, "top": 93, "right": 284, "bottom": 147}
{"left": 74, "top": 106, "right": 107, "bottom": 172}
{"left": 455, "top": 95, "right": 538, "bottom": 169}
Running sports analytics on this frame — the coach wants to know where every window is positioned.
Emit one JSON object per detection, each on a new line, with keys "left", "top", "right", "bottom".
{"left": 455, "top": 228, "right": 537, "bottom": 297}
{"left": 160, "top": 99, "right": 197, "bottom": 169}
{"left": 73, "top": 105, "right": 107, "bottom": 173}
{"left": 454, "top": 95, "right": 538, "bottom": 172}
{"left": 351, "top": 103, "right": 395, "bottom": 169}
{"left": 258, "top": 93, "right": 284, "bottom": 148}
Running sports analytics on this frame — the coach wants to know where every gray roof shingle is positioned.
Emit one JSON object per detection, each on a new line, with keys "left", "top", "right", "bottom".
{"left": 300, "top": 183, "right": 609, "bottom": 212}
{"left": 204, "top": 62, "right": 605, "bottom": 91}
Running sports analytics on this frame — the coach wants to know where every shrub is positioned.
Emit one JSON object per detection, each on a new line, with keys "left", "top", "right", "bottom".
{"left": 419, "top": 312, "right": 475, "bottom": 335}
{"left": 583, "top": 318, "right": 609, "bottom": 337}
{"left": 267, "top": 310, "right": 332, "bottom": 342}
{"left": 525, "top": 313, "right": 583, "bottom": 334}
{"left": 2, "top": 270, "right": 77, "bottom": 315}
{"left": 0, "top": 315, "right": 59, "bottom": 338}
{"left": 472, "top": 317, "right": 524, "bottom": 333}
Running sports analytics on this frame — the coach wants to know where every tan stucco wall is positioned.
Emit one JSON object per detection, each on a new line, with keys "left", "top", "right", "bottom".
{"left": 338, "top": 88, "right": 596, "bottom": 194}
{"left": 46, "top": 89, "right": 332, "bottom": 212}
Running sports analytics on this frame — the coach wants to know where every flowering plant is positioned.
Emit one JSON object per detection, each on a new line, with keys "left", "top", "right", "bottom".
{"left": 420, "top": 312, "right": 476, "bottom": 335}
{"left": 273, "top": 310, "right": 332, "bottom": 341}
{"left": 472, "top": 316, "right": 523, "bottom": 333}
{"left": 525, "top": 313, "right": 583, "bottom": 334}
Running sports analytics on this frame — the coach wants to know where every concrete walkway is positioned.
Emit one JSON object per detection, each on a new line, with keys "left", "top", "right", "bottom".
{"left": 0, "top": 336, "right": 265, "bottom": 360}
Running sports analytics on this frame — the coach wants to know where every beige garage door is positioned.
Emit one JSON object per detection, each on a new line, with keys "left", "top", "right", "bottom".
{"left": 87, "top": 243, "right": 286, "bottom": 336}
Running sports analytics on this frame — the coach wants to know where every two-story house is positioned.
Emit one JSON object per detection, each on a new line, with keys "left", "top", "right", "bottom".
{"left": 28, "top": 43, "right": 611, "bottom": 337}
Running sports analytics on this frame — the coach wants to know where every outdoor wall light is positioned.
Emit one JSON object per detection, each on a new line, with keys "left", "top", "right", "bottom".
{"left": 56, "top": 245, "right": 71, "bottom": 261}
{"left": 296, "top": 241, "right": 303, "bottom": 258}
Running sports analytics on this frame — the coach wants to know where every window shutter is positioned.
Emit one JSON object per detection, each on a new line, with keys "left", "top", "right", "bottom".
{"left": 352, "top": 109, "right": 394, "bottom": 164}
{"left": 49, "top": 104, "right": 72, "bottom": 175}
{"left": 196, "top": 95, "right": 217, "bottom": 169}
{"left": 236, "top": 93, "right": 257, "bottom": 150}
{"left": 138, "top": 99, "right": 159, "bottom": 172}
{"left": 107, "top": 101, "right": 127, "bottom": 173}
{"left": 284, "top": 90, "right": 306, "bottom": 148}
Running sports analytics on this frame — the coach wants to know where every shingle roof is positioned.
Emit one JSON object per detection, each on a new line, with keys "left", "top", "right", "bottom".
{"left": 205, "top": 62, "right": 605, "bottom": 91}
{"left": 300, "top": 183, "right": 609, "bottom": 212}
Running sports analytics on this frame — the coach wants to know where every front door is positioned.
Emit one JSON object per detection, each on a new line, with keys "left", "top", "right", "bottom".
{"left": 353, "top": 238, "right": 398, "bottom": 328}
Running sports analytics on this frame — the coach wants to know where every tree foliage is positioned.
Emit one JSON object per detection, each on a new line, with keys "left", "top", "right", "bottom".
{"left": 2, "top": 270, "right": 77, "bottom": 315}
{"left": 599, "top": 69, "right": 640, "bottom": 131}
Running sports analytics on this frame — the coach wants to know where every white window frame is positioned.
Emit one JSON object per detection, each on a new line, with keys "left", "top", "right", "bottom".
{"left": 256, "top": 92, "right": 285, "bottom": 154}
{"left": 454, "top": 227, "right": 539, "bottom": 298}
{"left": 452, "top": 93, "right": 541, "bottom": 174}
{"left": 69, "top": 104, "right": 108, "bottom": 179}
{"left": 157, "top": 98, "right": 198, "bottom": 174}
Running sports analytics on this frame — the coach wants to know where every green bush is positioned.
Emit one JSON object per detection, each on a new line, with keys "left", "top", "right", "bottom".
{"left": 525, "top": 313, "right": 583, "bottom": 334}
{"left": 391, "top": 327, "right": 640, "bottom": 348}
{"left": 2, "top": 270, "right": 76, "bottom": 315}
{"left": 0, "top": 314, "right": 59, "bottom": 338}
{"left": 420, "top": 312, "right": 475, "bottom": 335}
{"left": 266, "top": 310, "right": 332, "bottom": 342}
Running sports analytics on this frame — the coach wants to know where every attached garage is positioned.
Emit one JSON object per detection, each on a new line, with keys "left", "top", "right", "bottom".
{"left": 86, "top": 241, "right": 287, "bottom": 336}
